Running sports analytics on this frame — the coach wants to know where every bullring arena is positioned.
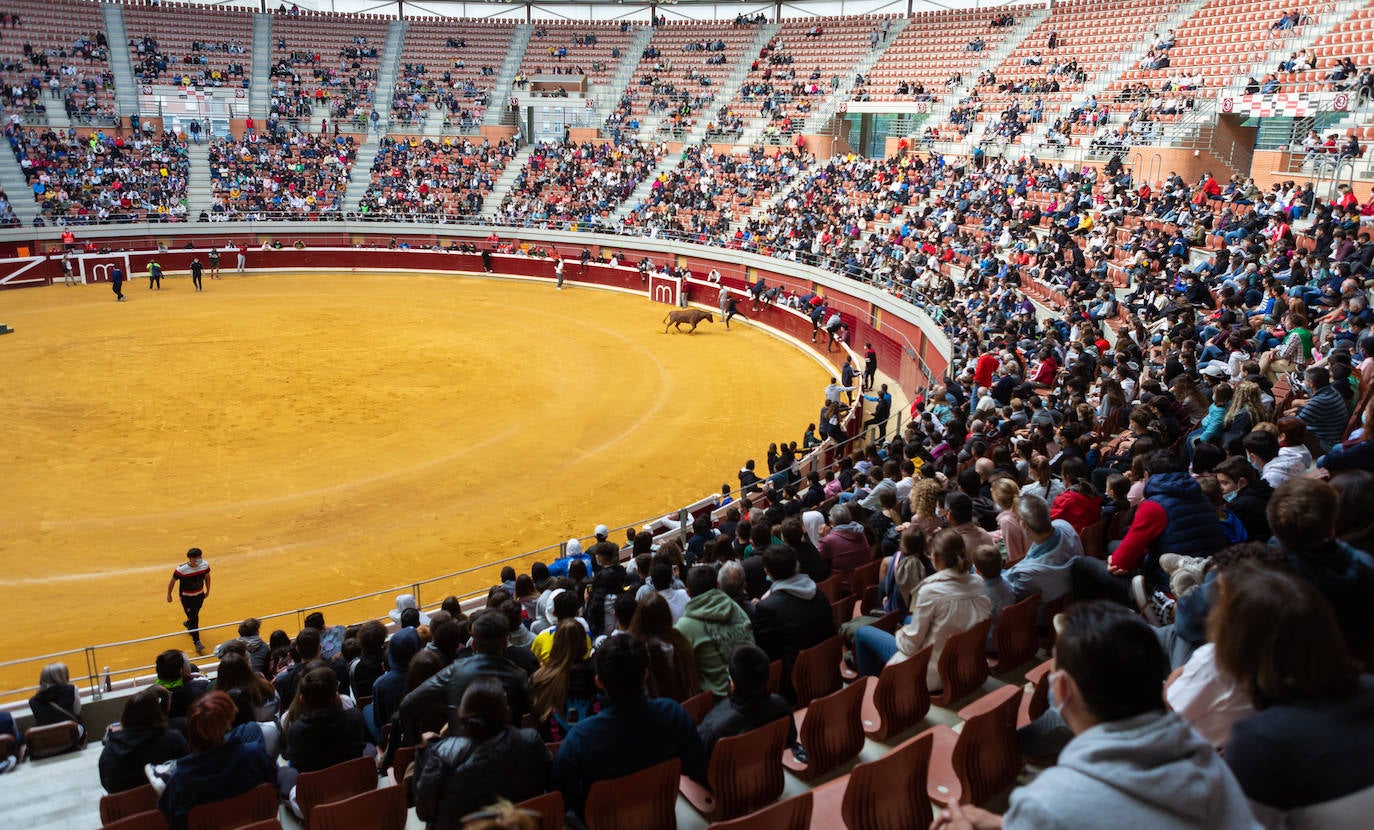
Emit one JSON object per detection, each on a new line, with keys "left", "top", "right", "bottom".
{"left": 0, "top": 268, "right": 827, "bottom": 690}
{"left": 4, "top": 0, "right": 1374, "bottom": 827}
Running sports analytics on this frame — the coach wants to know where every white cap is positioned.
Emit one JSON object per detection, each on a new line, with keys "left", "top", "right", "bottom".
{"left": 594, "top": 524, "right": 609, "bottom": 538}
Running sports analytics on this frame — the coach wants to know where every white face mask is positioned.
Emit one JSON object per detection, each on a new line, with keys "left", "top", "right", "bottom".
{"left": 1048, "top": 669, "right": 1066, "bottom": 717}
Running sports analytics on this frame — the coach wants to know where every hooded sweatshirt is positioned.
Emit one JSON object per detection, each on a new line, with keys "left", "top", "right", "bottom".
{"left": 1004, "top": 710, "right": 1260, "bottom": 830}
{"left": 675, "top": 589, "right": 754, "bottom": 697}
{"left": 752, "top": 574, "right": 837, "bottom": 703}
{"left": 99, "top": 724, "right": 190, "bottom": 793}
{"left": 818, "top": 521, "right": 872, "bottom": 591}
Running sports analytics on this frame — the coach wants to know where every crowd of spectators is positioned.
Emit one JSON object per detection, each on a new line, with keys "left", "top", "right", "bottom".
{"left": 10, "top": 125, "right": 187, "bottom": 224}
{"left": 2, "top": 30, "right": 113, "bottom": 127}
{"left": 358, "top": 136, "right": 518, "bottom": 220}
{"left": 625, "top": 145, "right": 812, "bottom": 240}
{"left": 494, "top": 139, "right": 664, "bottom": 227}
{"left": 129, "top": 34, "right": 248, "bottom": 88}
{"left": 206, "top": 131, "right": 355, "bottom": 220}
{"left": 269, "top": 38, "right": 378, "bottom": 132}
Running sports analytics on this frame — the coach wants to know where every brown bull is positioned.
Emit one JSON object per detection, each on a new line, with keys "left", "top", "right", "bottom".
{"left": 663, "top": 308, "right": 715, "bottom": 334}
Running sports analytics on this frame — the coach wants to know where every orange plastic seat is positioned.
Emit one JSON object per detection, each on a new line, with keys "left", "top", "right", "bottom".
{"left": 783, "top": 680, "right": 866, "bottom": 780}
{"left": 514, "top": 790, "right": 565, "bottom": 830}
{"left": 187, "top": 783, "right": 279, "bottom": 830}
{"left": 680, "top": 715, "right": 790, "bottom": 822}
{"left": 1079, "top": 518, "right": 1109, "bottom": 560}
{"left": 103, "top": 811, "right": 170, "bottom": 830}
{"left": 815, "top": 573, "right": 847, "bottom": 603}
{"left": 861, "top": 644, "right": 932, "bottom": 742}
{"left": 310, "top": 783, "right": 406, "bottom": 830}
{"left": 681, "top": 690, "right": 716, "bottom": 725}
{"left": 295, "top": 756, "right": 377, "bottom": 827}
{"left": 583, "top": 757, "right": 681, "bottom": 830}
{"left": 767, "top": 660, "right": 783, "bottom": 695}
{"left": 932, "top": 619, "right": 993, "bottom": 707}
{"left": 924, "top": 684, "right": 1024, "bottom": 806}
{"left": 24, "top": 720, "right": 85, "bottom": 758}
{"left": 808, "top": 731, "right": 935, "bottom": 830}
{"left": 989, "top": 592, "right": 1041, "bottom": 675}
{"left": 388, "top": 744, "right": 418, "bottom": 786}
{"left": 101, "top": 784, "right": 160, "bottom": 825}
{"left": 791, "top": 635, "right": 844, "bottom": 709}
{"left": 1018, "top": 658, "right": 1055, "bottom": 730}
{"left": 706, "top": 791, "right": 812, "bottom": 830}
{"left": 848, "top": 559, "right": 882, "bottom": 601}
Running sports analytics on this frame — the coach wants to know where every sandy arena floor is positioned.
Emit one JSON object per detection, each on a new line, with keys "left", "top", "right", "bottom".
{"left": 0, "top": 272, "right": 826, "bottom": 696}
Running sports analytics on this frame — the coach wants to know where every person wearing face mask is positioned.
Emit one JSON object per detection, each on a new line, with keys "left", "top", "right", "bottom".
{"left": 1214, "top": 458, "right": 1273, "bottom": 543}
{"left": 934, "top": 602, "right": 1259, "bottom": 830}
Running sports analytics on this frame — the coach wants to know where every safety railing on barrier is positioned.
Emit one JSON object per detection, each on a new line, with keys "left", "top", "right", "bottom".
{"left": 0, "top": 295, "right": 911, "bottom": 707}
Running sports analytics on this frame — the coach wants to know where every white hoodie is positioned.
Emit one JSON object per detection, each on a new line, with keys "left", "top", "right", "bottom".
{"left": 1261, "top": 445, "right": 1312, "bottom": 489}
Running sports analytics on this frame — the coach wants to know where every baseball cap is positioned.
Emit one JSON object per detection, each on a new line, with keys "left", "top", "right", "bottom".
{"left": 594, "top": 524, "right": 609, "bottom": 539}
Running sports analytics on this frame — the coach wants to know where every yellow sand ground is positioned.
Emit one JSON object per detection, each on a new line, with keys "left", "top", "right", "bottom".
{"left": 0, "top": 272, "right": 825, "bottom": 697}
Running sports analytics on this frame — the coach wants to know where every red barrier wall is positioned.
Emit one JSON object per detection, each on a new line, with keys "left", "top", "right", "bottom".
{"left": 5, "top": 232, "right": 949, "bottom": 395}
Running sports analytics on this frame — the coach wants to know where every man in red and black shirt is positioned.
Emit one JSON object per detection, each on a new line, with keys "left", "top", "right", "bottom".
{"left": 167, "top": 548, "right": 211, "bottom": 654}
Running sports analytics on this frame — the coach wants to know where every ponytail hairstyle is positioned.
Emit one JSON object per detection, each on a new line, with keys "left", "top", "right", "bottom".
{"left": 457, "top": 677, "right": 510, "bottom": 742}
{"left": 930, "top": 528, "right": 970, "bottom": 573}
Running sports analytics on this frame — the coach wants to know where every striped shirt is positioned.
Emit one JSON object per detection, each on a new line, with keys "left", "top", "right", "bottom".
{"left": 173, "top": 559, "right": 210, "bottom": 596}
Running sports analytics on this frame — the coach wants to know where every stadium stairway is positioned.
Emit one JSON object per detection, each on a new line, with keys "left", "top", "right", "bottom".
{"left": 916, "top": 8, "right": 1051, "bottom": 149}
{"left": 101, "top": 3, "right": 140, "bottom": 126}
{"left": 478, "top": 144, "right": 538, "bottom": 220}
{"left": 184, "top": 140, "right": 213, "bottom": 220}
{"left": 681, "top": 22, "right": 781, "bottom": 147}
{"left": 373, "top": 19, "right": 409, "bottom": 130}
{"left": 482, "top": 24, "right": 535, "bottom": 128}
{"left": 595, "top": 25, "right": 658, "bottom": 125}
{"left": 0, "top": 148, "right": 37, "bottom": 227}
{"left": 1017, "top": 0, "right": 1214, "bottom": 152}
{"left": 248, "top": 12, "right": 274, "bottom": 121}
{"left": 798, "top": 16, "right": 912, "bottom": 137}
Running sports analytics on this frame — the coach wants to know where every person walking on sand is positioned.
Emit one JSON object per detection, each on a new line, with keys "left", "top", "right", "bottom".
{"left": 167, "top": 548, "right": 211, "bottom": 654}
{"left": 147, "top": 259, "right": 163, "bottom": 290}
{"left": 190, "top": 257, "right": 203, "bottom": 292}
{"left": 61, "top": 251, "right": 77, "bottom": 286}
{"left": 555, "top": 257, "right": 565, "bottom": 289}
{"left": 111, "top": 265, "right": 126, "bottom": 301}
{"left": 235, "top": 243, "right": 246, "bottom": 274}
{"left": 208, "top": 247, "right": 221, "bottom": 279}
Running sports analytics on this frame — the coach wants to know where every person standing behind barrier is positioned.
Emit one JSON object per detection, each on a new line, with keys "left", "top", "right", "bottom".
{"left": 189, "top": 257, "right": 203, "bottom": 292}
{"left": 864, "top": 342, "right": 878, "bottom": 389}
{"left": 555, "top": 257, "right": 564, "bottom": 289}
{"left": 167, "top": 548, "right": 211, "bottom": 654}
{"left": 863, "top": 384, "right": 893, "bottom": 439}
{"left": 111, "top": 265, "right": 126, "bottom": 301}
{"left": 841, "top": 356, "right": 859, "bottom": 404}
{"left": 207, "top": 247, "right": 220, "bottom": 279}
{"left": 148, "top": 259, "right": 163, "bottom": 290}
{"left": 61, "top": 251, "right": 76, "bottom": 286}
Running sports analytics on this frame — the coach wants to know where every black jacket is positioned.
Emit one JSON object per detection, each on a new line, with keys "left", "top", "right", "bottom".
{"left": 413, "top": 727, "right": 550, "bottom": 829}
{"left": 1229, "top": 480, "right": 1273, "bottom": 543}
{"left": 284, "top": 707, "right": 369, "bottom": 773}
{"left": 752, "top": 581, "right": 837, "bottom": 703}
{"left": 399, "top": 653, "right": 530, "bottom": 743}
{"left": 697, "top": 695, "right": 795, "bottom": 760}
{"left": 99, "top": 725, "right": 190, "bottom": 793}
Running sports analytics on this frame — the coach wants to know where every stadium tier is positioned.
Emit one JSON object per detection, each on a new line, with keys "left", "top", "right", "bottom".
{"left": 2, "top": 2, "right": 1374, "bottom": 829}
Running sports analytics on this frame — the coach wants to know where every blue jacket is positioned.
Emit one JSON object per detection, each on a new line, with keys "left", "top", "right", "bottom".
{"left": 554, "top": 695, "right": 706, "bottom": 817}
{"left": 1146, "top": 473, "right": 1227, "bottom": 586}
{"left": 158, "top": 735, "right": 276, "bottom": 830}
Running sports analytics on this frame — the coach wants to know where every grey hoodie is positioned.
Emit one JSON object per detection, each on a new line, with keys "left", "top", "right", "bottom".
{"left": 1005, "top": 710, "right": 1260, "bottom": 830}
{"left": 767, "top": 573, "right": 817, "bottom": 601}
